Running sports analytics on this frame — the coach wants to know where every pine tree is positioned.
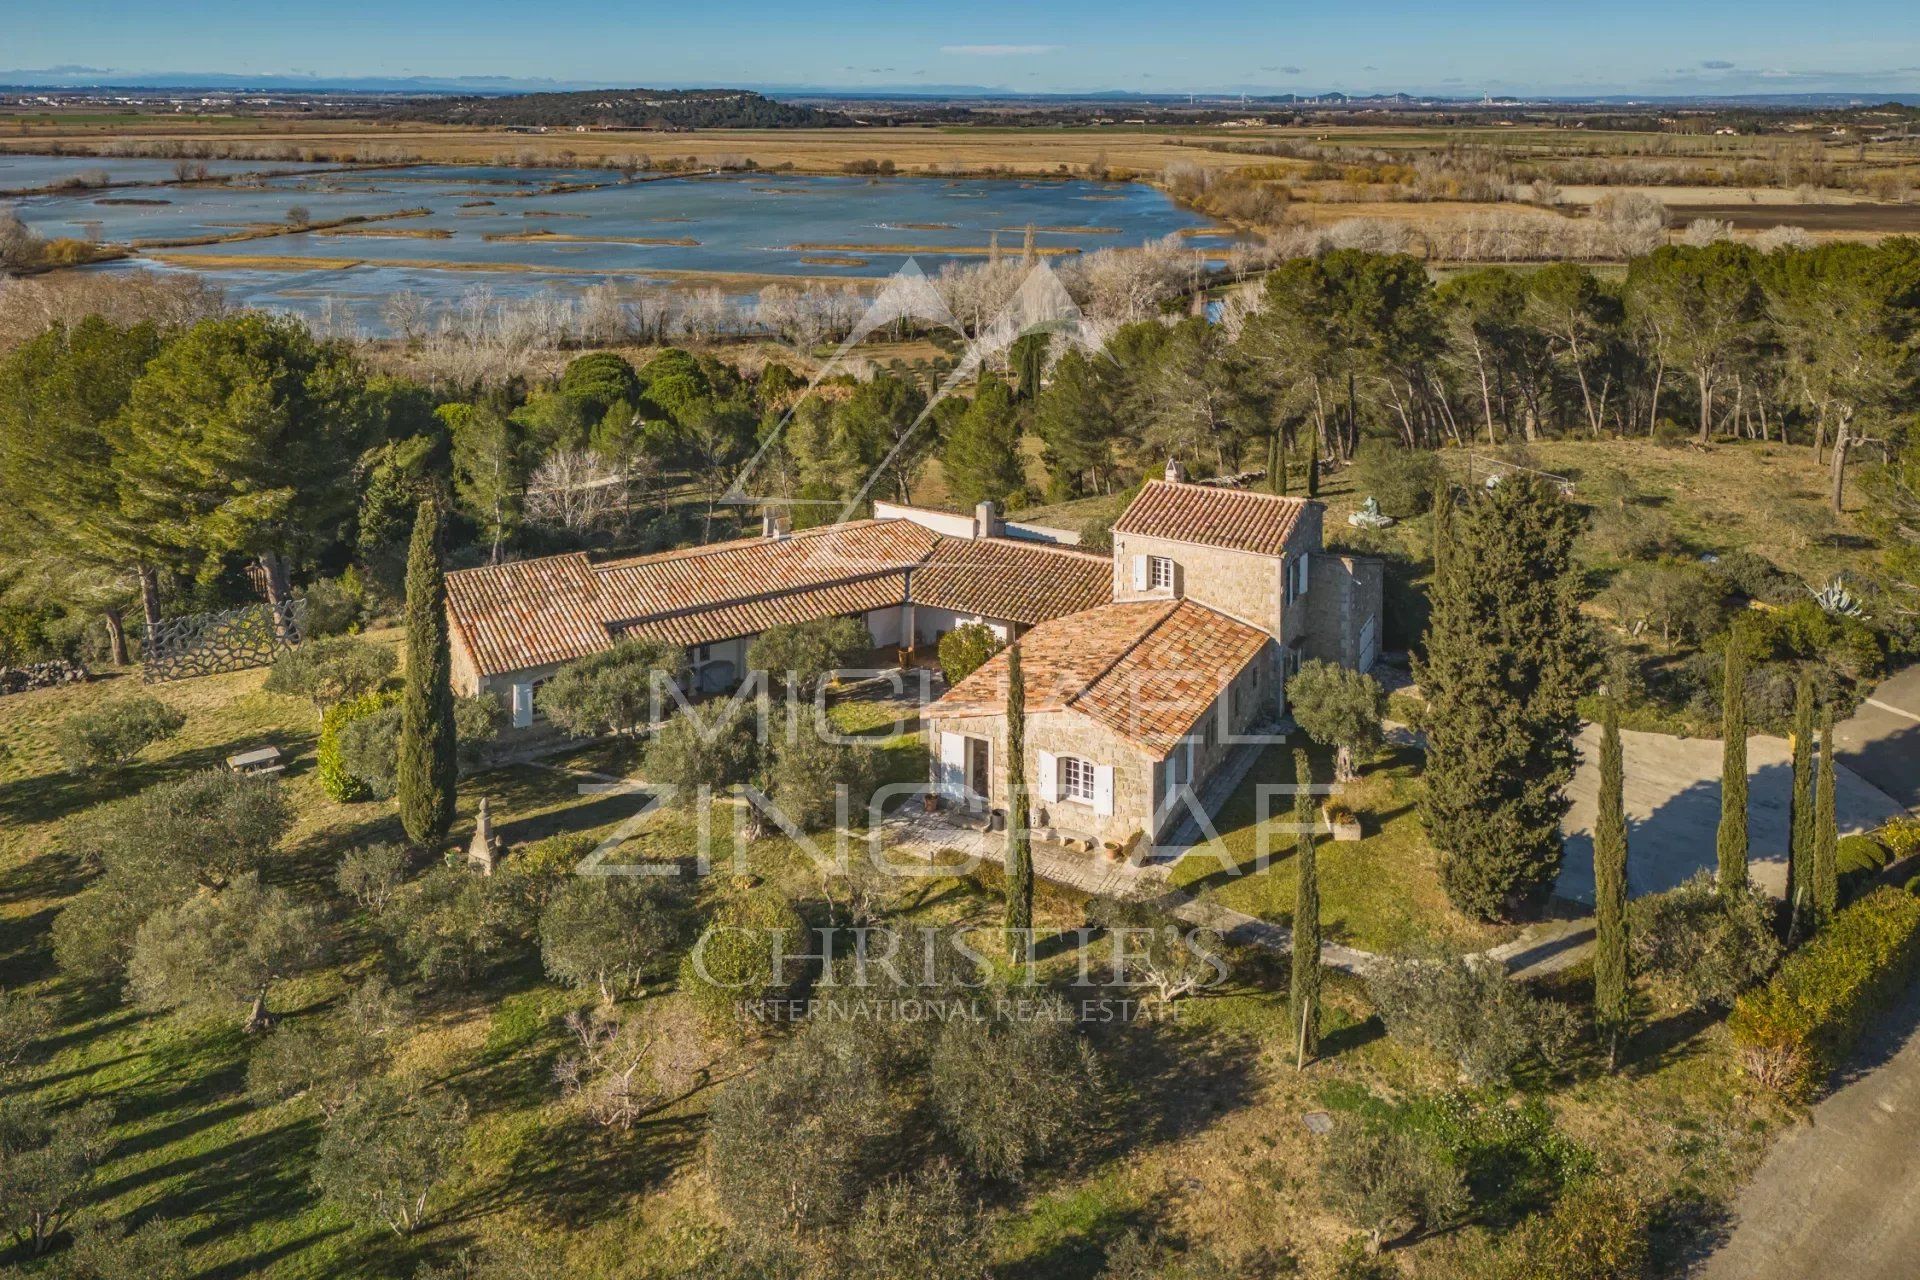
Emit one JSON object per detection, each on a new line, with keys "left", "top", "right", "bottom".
{"left": 1417, "top": 475, "right": 1590, "bottom": 920}
{"left": 1593, "top": 700, "right": 1631, "bottom": 1070}
{"left": 397, "top": 499, "right": 457, "bottom": 847}
{"left": 1812, "top": 711, "right": 1839, "bottom": 929}
{"left": 1288, "top": 747, "right": 1322, "bottom": 1069}
{"left": 1786, "top": 675, "right": 1814, "bottom": 934}
{"left": 941, "top": 376, "right": 1025, "bottom": 506}
{"left": 1003, "top": 643, "right": 1033, "bottom": 944}
{"left": 1716, "top": 631, "right": 1750, "bottom": 898}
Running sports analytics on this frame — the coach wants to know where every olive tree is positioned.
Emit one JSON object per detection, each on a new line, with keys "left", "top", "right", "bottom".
{"left": 263, "top": 635, "right": 396, "bottom": 712}
{"left": 539, "top": 876, "right": 689, "bottom": 1003}
{"left": 1286, "top": 660, "right": 1386, "bottom": 784}
{"left": 311, "top": 1078, "right": 469, "bottom": 1236}
{"left": 0, "top": 1096, "right": 114, "bottom": 1255}
{"left": 55, "top": 695, "right": 185, "bottom": 772}
{"left": 540, "top": 638, "right": 686, "bottom": 737}
{"left": 247, "top": 976, "right": 414, "bottom": 1117}
{"left": 929, "top": 999, "right": 1103, "bottom": 1181}
{"left": 1319, "top": 1123, "right": 1468, "bottom": 1254}
{"left": 53, "top": 770, "right": 294, "bottom": 982}
{"left": 747, "top": 616, "right": 870, "bottom": 695}
{"left": 126, "top": 873, "right": 327, "bottom": 1033}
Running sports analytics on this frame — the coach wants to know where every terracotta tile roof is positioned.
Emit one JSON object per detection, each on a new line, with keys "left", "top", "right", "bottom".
{"left": 446, "top": 519, "right": 1117, "bottom": 680}
{"left": 1112, "top": 479, "right": 1313, "bottom": 558}
{"left": 444, "top": 552, "right": 609, "bottom": 675}
{"left": 616, "top": 574, "right": 910, "bottom": 649}
{"left": 931, "top": 598, "right": 1269, "bottom": 757}
{"left": 593, "top": 520, "right": 940, "bottom": 623}
{"left": 911, "top": 537, "right": 1111, "bottom": 624}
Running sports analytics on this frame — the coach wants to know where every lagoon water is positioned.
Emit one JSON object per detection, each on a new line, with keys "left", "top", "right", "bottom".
{"left": 3, "top": 156, "right": 1223, "bottom": 332}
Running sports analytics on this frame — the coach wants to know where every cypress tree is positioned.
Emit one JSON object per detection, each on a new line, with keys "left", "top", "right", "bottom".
{"left": 1289, "top": 747, "right": 1322, "bottom": 1069}
{"left": 1003, "top": 643, "right": 1033, "bottom": 944}
{"left": 1812, "top": 711, "right": 1839, "bottom": 928}
{"left": 1716, "top": 630, "right": 1750, "bottom": 898}
{"left": 1305, "top": 433, "right": 1321, "bottom": 498}
{"left": 1593, "top": 700, "right": 1630, "bottom": 1070}
{"left": 1786, "top": 676, "right": 1814, "bottom": 934}
{"left": 1418, "top": 475, "right": 1590, "bottom": 920}
{"left": 398, "top": 498, "right": 457, "bottom": 847}
{"left": 1268, "top": 430, "right": 1289, "bottom": 496}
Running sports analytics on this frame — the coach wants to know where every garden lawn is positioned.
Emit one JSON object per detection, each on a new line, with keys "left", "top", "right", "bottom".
{"left": 1165, "top": 742, "right": 1513, "bottom": 955}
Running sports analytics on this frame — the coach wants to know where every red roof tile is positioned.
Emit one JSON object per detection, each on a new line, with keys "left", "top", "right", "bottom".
{"left": 911, "top": 537, "right": 1111, "bottom": 624}
{"left": 932, "top": 598, "right": 1268, "bottom": 756}
{"left": 1112, "top": 480, "right": 1312, "bottom": 557}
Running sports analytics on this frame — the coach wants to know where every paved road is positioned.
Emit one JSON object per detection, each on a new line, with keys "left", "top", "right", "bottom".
{"left": 1698, "top": 977, "right": 1920, "bottom": 1280}
{"left": 1834, "top": 663, "right": 1920, "bottom": 815}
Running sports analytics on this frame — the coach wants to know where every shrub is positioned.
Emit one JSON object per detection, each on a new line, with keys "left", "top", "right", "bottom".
{"left": 336, "top": 842, "right": 408, "bottom": 913}
{"left": 1496, "top": 1176, "right": 1652, "bottom": 1280}
{"left": 541, "top": 639, "right": 685, "bottom": 737}
{"left": 263, "top": 635, "right": 396, "bottom": 710}
{"left": 1367, "top": 954, "right": 1581, "bottom": 1085}
{"left": 1880, "top": 817, "right": 1920, "bottom": 860}
{"left": 318, "top": 689, "right": 399, "bottom": 802}
{"left": 937, "top": 622, "right": 1002, "bottom": 684}
{"left": 55, "top": 695, "right": 185, "bottom": 771}
{"left": 1728, "top": 886, "right": 1920, "bottom": 1099}
{"left": 1709, "top": 549, "right": 1802, "bottom": 605}
{"left": 302, "top": 573, "right": 367, "bottom": 637}
{"left": 1352, "top": 439, "right": 1442, "bottom": 518}
{"left": 1836, "top": 834, "right": 1889, "bottom": 902}
{"left": 1628, "top": 872, "right": 1779, "bottom": 1010}
{"left": 678, "top": 886, "right": 807, "bottom": 1032}
{"left": 1319, "top": 1121, "right": 1468, "bottom": 1252}
{"left": 929, "top": 998, "right": 1103, "bottom": 1181}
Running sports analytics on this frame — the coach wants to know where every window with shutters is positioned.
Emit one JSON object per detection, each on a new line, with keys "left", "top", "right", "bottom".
{"left": 1059, "top": 755, "right": 1096, "bottom": 803}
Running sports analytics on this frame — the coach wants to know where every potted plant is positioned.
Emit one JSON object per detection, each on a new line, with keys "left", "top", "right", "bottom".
{"left": 1323, "top": 801, "right": 1362, "bottom": 842}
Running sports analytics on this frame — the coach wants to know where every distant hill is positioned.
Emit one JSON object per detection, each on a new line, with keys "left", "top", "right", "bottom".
{"left": 391, "top": 88, "right": 851, "bottom": 130}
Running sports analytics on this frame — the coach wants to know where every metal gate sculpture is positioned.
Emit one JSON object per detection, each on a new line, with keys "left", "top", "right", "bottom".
{"left": 142, "top": 599, "right": 305, "bottom": 683}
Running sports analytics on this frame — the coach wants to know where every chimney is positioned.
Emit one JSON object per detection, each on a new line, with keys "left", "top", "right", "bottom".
{"left": 973, "top": 500, "right": 999, "bottom": 539}
{"left": 762, "top": 511, "right": 792, "bottom": 540}
{"left": 1164, "top": 458, "right": 1187, "bottom": 483}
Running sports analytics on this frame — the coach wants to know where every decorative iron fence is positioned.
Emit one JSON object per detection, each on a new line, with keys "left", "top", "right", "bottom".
{"left": 142, "top": 599, "right": 306, "bottom": 683}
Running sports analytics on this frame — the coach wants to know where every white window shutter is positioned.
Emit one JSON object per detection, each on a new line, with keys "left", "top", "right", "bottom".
{"left": 939, "top": 732, "right": 965, "bottom": 797}
{"left": 1133, "top": 555, "right": 1148, "bottom": 591}
{"left": 511, "top": 682, "right": 534, "bottom": 729}
{"left": 1297, "top": 551, "right": 1310, "bottom": 595}
{"left": 1037, "top": 750, "right": 1058, "bottom": 803}
{"left": 1093, "top": 764, "right": 1115, "bottom": 816}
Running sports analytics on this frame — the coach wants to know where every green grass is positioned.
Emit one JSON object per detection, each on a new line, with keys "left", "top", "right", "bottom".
{"left": 0, "top": 563, "right": 1813, "bottom": 1277}
{"left": 1166, "top": 742, "right": 1511, "bottom": 955}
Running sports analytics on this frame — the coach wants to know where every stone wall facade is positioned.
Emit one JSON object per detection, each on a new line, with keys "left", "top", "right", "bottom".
{"left": 1300, "top": 554, "right": 1383, "bottom": 671}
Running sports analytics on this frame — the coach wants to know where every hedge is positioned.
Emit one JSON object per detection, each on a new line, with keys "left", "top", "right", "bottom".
{"left": 318, "top": 689, "right": 400, "bottom": 803}
{"left": 1728, "top": 886, "right": 1920, "bottom": 1100}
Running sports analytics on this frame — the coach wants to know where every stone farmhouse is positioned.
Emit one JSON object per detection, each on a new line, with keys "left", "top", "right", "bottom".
{"left": 444, "top": 464, "right": 1381, "bottom": 848}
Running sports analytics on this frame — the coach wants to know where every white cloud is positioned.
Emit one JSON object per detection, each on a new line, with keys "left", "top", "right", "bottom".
{"left": 940, "top": 44, "right": 1059, "bottom": 56}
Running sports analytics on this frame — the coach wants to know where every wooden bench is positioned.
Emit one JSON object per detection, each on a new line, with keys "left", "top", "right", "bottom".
{"left": 226, "top": 746, "right": 285, "bottom": 777}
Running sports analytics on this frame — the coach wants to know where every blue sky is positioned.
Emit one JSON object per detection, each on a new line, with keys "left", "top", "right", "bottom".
{"left": 10, "top": 0, "right": 1920, "bottom": 96}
